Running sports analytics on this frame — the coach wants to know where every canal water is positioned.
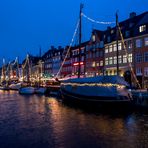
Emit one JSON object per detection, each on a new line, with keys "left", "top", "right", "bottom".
{"left": 0, "top": 90, "right": 148, "bottom": 148}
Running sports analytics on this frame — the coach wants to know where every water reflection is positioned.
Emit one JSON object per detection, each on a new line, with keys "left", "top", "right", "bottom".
{"left": 0, "top": 91, "right": 148, "bottom": 148}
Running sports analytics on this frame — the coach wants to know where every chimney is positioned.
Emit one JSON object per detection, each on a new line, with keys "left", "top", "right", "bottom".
{"left": 58, "top": 46, "right": 62, "bottom": 50}
{"left": 51, "top": 46, "right": 55, "bottom": 50}
{"left": 130, "top": 12, "right": 136, "bottom": 19}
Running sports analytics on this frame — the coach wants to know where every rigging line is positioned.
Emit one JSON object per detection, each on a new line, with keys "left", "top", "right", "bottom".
{"left": 55, "top": 18, "right": 80, "bottom": 78}
{"left": 118, "top": 23, "right": 141, "bottom": 89}
{"left": 82, "top": 13, "right": 115, "bottom": 25}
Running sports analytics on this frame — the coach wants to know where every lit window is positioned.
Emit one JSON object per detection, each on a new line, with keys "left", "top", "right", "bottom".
{"left": 128, "top": 40, "right": 132, "bottom": 49}
{"left": 96, "top": 62, "right": 99, "bottom": 66}
{"left": 118, "top": 55, "right": 122, "bottom": 63}
{"left": 105, "top": 58, "right": 108, "bottom": 65}
{"left": 92, "top": 61, "right": 96, "bottom": 67}
{"left": 105, "top": 46, "right": 108, "bottom": 53}
{"left": 100, "top": 61, "right": 103, "bottom": 66}
{"left": 113, "top": 44, "right": 117, "bottom": 51}
{"left": 92, "top": 35, "right": 96, "bottom": 42}
{"left": 109, "top": 45, "right": 112, "bottom": 52}
{"left": 109, "top": 57, "right": 113, "bottom": 65}
{"left": 123, "top": 55, "right": 127, "bottom": 63}
{"left": 136, "top": 53, "right": 143, "bottom": 63}
{"left": 118, "top": 42, "right": 122, "bottom": 50}
{"left": 139, "top": 25, "right": 146, "bottom": 32}
{"left": 144, "top": 67, "right": 148, "bottom": 76}
{"left": 136, "top": 68, "right": 142, "bottom": 76}
{"left": 113, "top": 56, "right": 117, "bottom": 64}
{"left": 144, "top": 52, "right": 148, "bottom": 62}
{"left": 136, "top": 39, "right": 142, "bottom": 48}
{"left": 111, "top": 30, "right": 114, "bottom": 34}
{"left": 128, "top": 54, "right": 133, "bottom": 63}
{"left": 144, "top": 37, "right": 148, "bottom": 46}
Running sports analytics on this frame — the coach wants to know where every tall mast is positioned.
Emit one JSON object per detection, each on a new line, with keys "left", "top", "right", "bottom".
{"left": 78, "top": 3, "right": 83, "bottom": 78}
{"left": 116, "top": 12, "right": 119, "bottom": 76}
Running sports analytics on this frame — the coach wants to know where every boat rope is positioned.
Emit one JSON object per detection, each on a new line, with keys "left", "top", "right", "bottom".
{"left": 22, "top": 54, "right": 29, "bottom": 69}
{"left": 55, "top": 18, "right": 80, "bottom": 78}
{"left": 82, "top": 13, "right": 115, "bottom": 25}
{"left": 118, "top": 23, "right": 141, "bottom": 89}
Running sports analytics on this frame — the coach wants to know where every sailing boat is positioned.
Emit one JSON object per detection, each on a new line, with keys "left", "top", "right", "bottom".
{"left": 60, "top": 6, "right": 132, "bottom": 104}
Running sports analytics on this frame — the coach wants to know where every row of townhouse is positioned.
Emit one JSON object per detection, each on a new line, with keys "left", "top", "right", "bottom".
{"left": 59, "top": 11, "right": 148, "bottom": 88}
{"left": 20, "top": 11, "right": 148, "bottom": 88}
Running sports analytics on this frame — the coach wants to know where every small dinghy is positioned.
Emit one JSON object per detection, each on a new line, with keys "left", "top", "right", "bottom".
{"left": 19, "top": 87, "right": 35, "bottom": 94}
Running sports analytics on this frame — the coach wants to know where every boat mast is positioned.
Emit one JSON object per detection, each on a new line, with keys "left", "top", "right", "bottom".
{"left": 116, "top": 12, "right": 119, "bottom": 76}
{"left": 78, "top": 3, "right": 83, "bottom": 78}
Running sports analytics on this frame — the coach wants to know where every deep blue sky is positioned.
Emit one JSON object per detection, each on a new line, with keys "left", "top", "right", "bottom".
{"left": 0, "top": 0, "right": 148, "bottom": 64}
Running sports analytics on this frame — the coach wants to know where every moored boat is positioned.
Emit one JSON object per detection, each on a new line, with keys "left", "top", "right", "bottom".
{"left": 35, "top": 87, "right": 47, "bottom": 94}
{"left": 9, "top": 83, "right": 21, "bottom": 90}
{"left": 60, "top": 76, "right": 132, "bottom": 104}
{"left": 19, "top": 87, "right": 35, "bottom": 94}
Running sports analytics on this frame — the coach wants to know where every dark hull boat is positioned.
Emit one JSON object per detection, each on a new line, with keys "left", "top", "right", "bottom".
{"left": 60, "top": 76, "right": 133, "bottom": 105}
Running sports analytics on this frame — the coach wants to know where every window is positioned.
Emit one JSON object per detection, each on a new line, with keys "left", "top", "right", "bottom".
{"left": 92, "top": 35, "right": 96, "bottom": 42}
{"left": 86, "top": 45, "right": 89, "bottom": 51}
{"left": 100, "top": 41, "right": 104, "bottom": 48}
{"left": 105, "top": 46, "right": 108, "bottom": 53}
{"left": 125, "top": 31, "right": 130, "bottom": 37}
{"left": 136, "top": 39, "right": 142, "bottom": 48}
{"left": 113, "top": 56, "right": 117, "bottom": 64}
{"left": 123, "top": 55, "right": 127, "bottom": 63}
{"left": 144, "top": 52, "right": 148, "bottom": 62}
{"left": 96, "top": 62, "right": 99, "bottom": 66}
{"left": 128, "top": 54, "right": 133, "bottom": 63}
{"left": 100, "top": 51, "right": 103, "bottom": 57}
{"left": 100, "top": 60, "right": 103, "bottom": 66}
{"left": 144, "top": 37, "right": 148, "bottom": 46}
{"left": 109, "top": 57, "right": 113, "bottom": 65}
{"left": 136, "top": 68, "right": 142, "bottom": 76}
{"left": 139, "top": 25, "right": 146, "bottom": 32}
{"left": 113, "top": 44, "right": 117, "bottom": 51}
{"left": 144, "top": 67, "right": 148, "bottom": 76}
{"left": 118, "top": 55, "right": 122, "bottom": 63}
{"left": 109, "top": 45, "right": 112, "bottom": 52}
{"left": 96, "top": 51, "right": 99, "bottom": 57}
{"left": 107, "top": 36, "right": 111, "bottom": 42}
{"left": 111, "top": 30, "right": 114, "bottom": 34}
{"left": 128, "top": 40, "right": 132, "bottom": 49}
{"left": 96, "top": 43, "right": 100, "bottom": 48}
{"left": 136, "top": 53, "right": 143, "bottom": 63}
{"left": 118, "top": 42, "right": 122, "bottom": 50}
{"left": 92, "top": 61, "right": 96, "bottom": 67}
{"left": 105, "top": 58, "right": 108, "bottom": 65}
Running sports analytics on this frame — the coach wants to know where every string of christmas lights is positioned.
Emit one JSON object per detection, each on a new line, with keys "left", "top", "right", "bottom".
{"left": 55, "top": 18, "right": 80, "bottom": 78}
{"left": 82, "top": 13, "right": 115, "bottom": 25}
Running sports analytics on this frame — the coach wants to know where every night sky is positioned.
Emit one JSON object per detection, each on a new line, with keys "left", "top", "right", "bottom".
{"left": 0, "top": 0, "right": 147, "bottom": 64}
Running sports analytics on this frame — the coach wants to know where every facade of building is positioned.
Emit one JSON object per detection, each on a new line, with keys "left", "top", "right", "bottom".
{"left": 103, "top": 11, "right": 148, "bottom": 88}
{"left": 60, "top": 46, "right": 72, "bottom": 77}
{"left": 71, "top": 42, "right": 88, "bottom": 77}
{"left": 85, "top": 30, "right": 104, "bottom": 77}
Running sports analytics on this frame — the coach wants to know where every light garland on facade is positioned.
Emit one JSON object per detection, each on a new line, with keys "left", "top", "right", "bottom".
{"left": 82, "top": 13, "right": 115, "bottom": 25}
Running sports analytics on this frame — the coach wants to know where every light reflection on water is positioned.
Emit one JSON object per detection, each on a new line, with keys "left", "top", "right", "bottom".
{"left": 0, "top": 91, "right": 148, "bottom": 148}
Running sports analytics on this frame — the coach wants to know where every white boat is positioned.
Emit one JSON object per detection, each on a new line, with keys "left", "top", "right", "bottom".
{"left": 60, "top": 76, "right": 133, "bottom": 103}
{"left": 35, "top": 87, "right": 47, "bottom": 94}
{"left": 9, "top": 83, "right": 21, "bottom": 90}
{"left": 19, "top": 87, "right": 35, "bottom": 94}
